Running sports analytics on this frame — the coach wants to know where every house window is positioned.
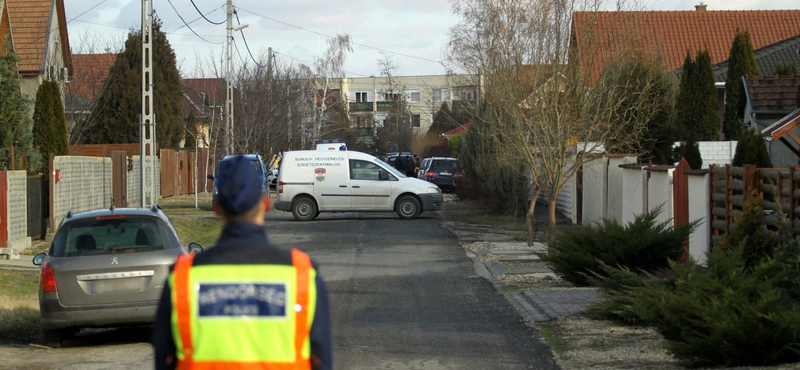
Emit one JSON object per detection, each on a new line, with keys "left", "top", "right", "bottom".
{"left": 411, "top": 114, "right": 421, "bottom": 128}
{"left": 355, "top": 92, "right": 368, "bottom": 103}
{"left": 432, "top": 88, "right": 449, "bottom": 102}
{"left": 407, "top": 89, "right": 420, "bottom": 102}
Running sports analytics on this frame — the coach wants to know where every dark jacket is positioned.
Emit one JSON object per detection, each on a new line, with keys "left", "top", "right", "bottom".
{"left": 152, "top": 222, "right": 332, "bottom": 370}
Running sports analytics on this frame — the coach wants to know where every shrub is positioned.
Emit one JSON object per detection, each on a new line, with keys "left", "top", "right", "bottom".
{"left": 542, "top": 206, "right": 696, "bottom": 286}
{"left": 588, "top": 193, "right": 800, "bottom": 367}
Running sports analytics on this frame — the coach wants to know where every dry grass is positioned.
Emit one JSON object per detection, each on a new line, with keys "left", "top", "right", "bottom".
{"left": 0, "top": 271, "right": 40, "bottom": 341}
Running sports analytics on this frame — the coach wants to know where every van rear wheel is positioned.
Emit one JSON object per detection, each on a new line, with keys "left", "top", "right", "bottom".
{"left": 396, "top": 195, "right": 421, "bottom": 220}
{"left": 292, "top": 197, "right": 317, "bottom": 221}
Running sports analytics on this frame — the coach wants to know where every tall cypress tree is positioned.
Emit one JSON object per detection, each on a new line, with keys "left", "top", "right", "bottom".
{"left": 694, "top": 50, "right": 720, "bottom": 141}
{"left": 32, "top": 80, "right": 69, "bottom": 157}
{"left": 0, "top": 35, "right": 34, "bottom": 171}
{"left": 675, "top": 52, "right": 696, "bottom": 141}
{"left": 723, "top": 30, "right": 758, "bottom": 141}
{"left": 87, "top": 17, "right": 182, "bottom": 149}
{"left": 676, "top": 50, "right": 718, "bottom": 142}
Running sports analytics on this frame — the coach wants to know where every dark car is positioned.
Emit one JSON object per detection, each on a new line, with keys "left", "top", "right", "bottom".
{"left": 32, "top": 206, "right": 203, "bottom": 348}
{"left": 208, "top": 154, "right": 269, "bottom": 194}
{"left": 419, "top": 157, "right": 462, "bottom": 191}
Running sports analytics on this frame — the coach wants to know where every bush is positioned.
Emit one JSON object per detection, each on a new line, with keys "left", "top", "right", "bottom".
{"left": 587, "top": 193, "right": 800, "bottom": 367}
{"left": 542, "top": 206, "right": 696, "bottom": 286}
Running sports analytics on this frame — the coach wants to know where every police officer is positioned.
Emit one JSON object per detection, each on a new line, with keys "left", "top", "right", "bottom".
{"left": 152, "top": 155, "right": 332, "bottom": 370}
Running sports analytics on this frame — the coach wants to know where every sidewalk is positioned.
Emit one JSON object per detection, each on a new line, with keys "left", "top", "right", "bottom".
{"left": 443, "top": 204, "right": 600, "bottom": 323}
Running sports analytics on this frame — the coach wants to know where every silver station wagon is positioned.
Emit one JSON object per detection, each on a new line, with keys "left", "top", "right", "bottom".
{"left": 33, "top": 206, "right": 202, "bottom": 348}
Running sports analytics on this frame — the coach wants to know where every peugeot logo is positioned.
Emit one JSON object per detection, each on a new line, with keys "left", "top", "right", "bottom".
{"left": 110, "top": 257, "right": 119, "bottom": 265}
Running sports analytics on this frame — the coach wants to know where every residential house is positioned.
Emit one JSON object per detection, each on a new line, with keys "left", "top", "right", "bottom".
{"left": 340, "top": 73, "right": 479, "bottom": 138}
{"left": 748, "top": 76, "right": 800, "bottom": 167}
{"left": 571, "top": 5, "right": 800, "bottom": 134}
{"left": 64, "top": 53, "right": 115, "bottom": 136}
{"left": 1, "top": 0, "right": 72, "bottom": 105}
{"left": 181, "top": 78, "right": 226, "bottom": 149}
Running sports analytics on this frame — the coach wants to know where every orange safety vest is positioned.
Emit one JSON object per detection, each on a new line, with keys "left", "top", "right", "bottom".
{"left": 171, "top": 249, "right": 313, "bottom": 370}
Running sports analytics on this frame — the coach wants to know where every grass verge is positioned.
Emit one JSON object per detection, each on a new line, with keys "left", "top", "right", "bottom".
{"left": 442, "top": 199, "right": 530, "bottom": 233}
{"left": 160, "top": 194, "right": 222, "bottom": 247}
{"left": 0, "top": 271, "right": 40, "bottom": 341}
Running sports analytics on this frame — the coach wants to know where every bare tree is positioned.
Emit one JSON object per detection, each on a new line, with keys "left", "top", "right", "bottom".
{"left": 306, "top": 34, "right": 352, "bottom": 148}
{"left": 447, "top": 0, "right": 673, "bottom": 244}
{"left": 374, "top": 54, "right": 414, "bottom": 154}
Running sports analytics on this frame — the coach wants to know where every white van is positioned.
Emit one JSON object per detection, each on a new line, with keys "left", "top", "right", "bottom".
{"left": 274, "top": 150, "right": 443, "bottom": 221}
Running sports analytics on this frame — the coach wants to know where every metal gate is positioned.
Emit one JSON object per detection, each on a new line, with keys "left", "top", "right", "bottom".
{"left": 26, "top": 174, "right": 45, "bottom": 240}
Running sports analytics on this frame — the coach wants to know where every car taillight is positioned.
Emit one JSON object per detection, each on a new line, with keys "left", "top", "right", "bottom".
{"left": 278, "top": 181, "right": 284, "bottom": 194}
{"left": 41, "top": 261, "right": 57, "bottom": 292}
{"left": 454, "top": 173, "right": 463, "bottom": 179}
{"left": 426, "top": 171, "right": 437, "bottom": 178}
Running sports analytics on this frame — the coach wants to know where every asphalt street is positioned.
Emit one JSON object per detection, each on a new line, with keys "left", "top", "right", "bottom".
{"left": 265, "top": 209, "right": 559, "bottom": 370}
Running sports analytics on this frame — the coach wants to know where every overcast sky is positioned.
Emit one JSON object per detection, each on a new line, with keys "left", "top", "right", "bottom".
{"left": 64, "top": 0, "right": 800, "bottom": 78}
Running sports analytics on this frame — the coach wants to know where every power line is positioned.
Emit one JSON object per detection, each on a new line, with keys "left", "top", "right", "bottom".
{"left": 233, "top": 10, "right": 266, "bottom": 68}
{"left": 271, "top": 51, "right": 370, "bottom": 77}
{"left": 236, "top": 8, "right": 444, "bottom": 66}
{"left": 165, "top": 0, "right": 224, "bottom": 45}
{"left": 189, "top": 0, "right": 226, "bottom": 25}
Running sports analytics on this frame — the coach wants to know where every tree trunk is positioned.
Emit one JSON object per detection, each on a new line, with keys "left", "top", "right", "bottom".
{"left": 526, "top": 187, "right": 541, "bottom": 246}
{"left": 548, "top": 193, "right": 558, "bottom": 247}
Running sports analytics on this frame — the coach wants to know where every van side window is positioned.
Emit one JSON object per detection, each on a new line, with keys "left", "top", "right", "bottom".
{"left": 350, "top": 160, "right": 384, "bottom": 181}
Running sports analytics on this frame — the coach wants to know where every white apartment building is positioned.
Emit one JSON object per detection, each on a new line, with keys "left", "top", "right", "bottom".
{"left": 339, "top": 73, "right": 480, "bottom": 137}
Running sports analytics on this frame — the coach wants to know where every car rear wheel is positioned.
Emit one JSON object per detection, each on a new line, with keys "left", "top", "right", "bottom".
{"left": 291, "top": 197, "right": 318, "bottom": 221}
{"left": 396, "top": 195, "right": 421, "bottom": 220}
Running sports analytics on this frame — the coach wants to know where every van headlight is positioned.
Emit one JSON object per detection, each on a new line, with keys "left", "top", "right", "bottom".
{"left": 426, "top": 187, "right": 441, "bottom": 194}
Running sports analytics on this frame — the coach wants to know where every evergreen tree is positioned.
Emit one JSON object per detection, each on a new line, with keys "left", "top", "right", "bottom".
{"left": 775, "top": 62, "right": 798, "bottom": 76}
{"left": 32, "top": 80, "right": 69, "bottom": 157}
{"left": 675, "top": 52, "right": 696, "bottom": 141}
{"left": 694, "top": 50, "right": 720, "bottom": 140}
{"left": 184, "top": 111, "right": 196, "bottom": 148}
{"left": 675, "top": 50, "right": 718, "bottom": 142}
{"left": 676, "top": 139, "right": 703, "bottom": 170}
{"left": 429, "top": 103, "right": 461, "bottom": 135}
{"left": 87, "top": 17, "right": 183, "bottom": 149}
{"left": 0, "top": 35, "right": 35, "bottom": 171}
{"left": 732, "top": 128, "right": 772, "bottom": 168}
{"left": 723, "top": 30, "right": 758, "bottom": 141}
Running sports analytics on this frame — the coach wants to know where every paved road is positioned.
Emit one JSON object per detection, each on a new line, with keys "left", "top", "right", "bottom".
{"left": 265, "top": 209, "right": 558, "bottom": 370}
{"left": 0, "top": 208, "right": 558, "bottom": 370}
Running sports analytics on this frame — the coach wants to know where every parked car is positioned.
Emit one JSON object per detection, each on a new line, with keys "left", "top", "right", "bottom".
{"left": 417, "top": 158, "right": 432, "bottom": 179}
{"left": 32, "top": 206, "right": 203, "bottom": 348}
{"left": 207, "top": 154, "right": 269, "bottom": 194}
{"left": 419, "top": 157, "right": 462, "bottom": 191}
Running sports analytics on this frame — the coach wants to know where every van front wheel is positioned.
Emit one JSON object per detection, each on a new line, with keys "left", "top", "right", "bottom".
{"left": 396, "top": 196, "right": 421, "bottom": 220}
{"left": 292, "top": 197, "right": 318, "bottom": 221}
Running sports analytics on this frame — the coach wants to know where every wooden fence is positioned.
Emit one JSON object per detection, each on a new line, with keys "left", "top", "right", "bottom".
{"left": 708, "top": 164, "right": 800, "bottom": 244}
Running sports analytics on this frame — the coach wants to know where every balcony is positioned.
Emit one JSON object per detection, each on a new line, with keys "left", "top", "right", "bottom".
{"left": 349, "top": 102, "right": 372, "bottom": 112}
{"left": 349, "top": 101, "right": 399, "bottom": 112}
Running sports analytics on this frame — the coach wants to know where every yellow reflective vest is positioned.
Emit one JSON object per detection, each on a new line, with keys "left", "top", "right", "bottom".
{"left": 169, "top": 249, "right": 317, "bottom": 369}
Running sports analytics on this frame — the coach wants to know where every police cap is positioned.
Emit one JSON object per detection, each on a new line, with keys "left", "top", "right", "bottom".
{"left": 215, "top": 155, "right": 263, "bottom": 215}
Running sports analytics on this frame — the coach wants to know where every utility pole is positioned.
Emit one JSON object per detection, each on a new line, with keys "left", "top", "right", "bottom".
{"left": 140, "top": 0, "right": 156, "bottom": 207}
{"left": 225, "top": 0, "right": 234, "bottom": 156}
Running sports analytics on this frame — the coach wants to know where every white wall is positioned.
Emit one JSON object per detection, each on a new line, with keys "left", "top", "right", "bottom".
{"left": 52, "top": 156, "right": 113, "bottom": 229}
{"left": 4, "top": 171, "right": 30, "bottom": 253}
{"left": 688, "top": 173, "right": 711, "bottom": 265}
{"left": 620, "top": 166, "right": 646, "bottom": 225}
{"left": 647, "top": 169, "right": 674, "bottom": 225}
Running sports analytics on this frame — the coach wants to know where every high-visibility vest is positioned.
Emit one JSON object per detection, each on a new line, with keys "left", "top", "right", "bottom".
{"left": 170, "top": 249, "right": 317, "bottom": 370}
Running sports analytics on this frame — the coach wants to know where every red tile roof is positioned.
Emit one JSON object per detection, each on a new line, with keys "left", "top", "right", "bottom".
{"left": 182, "top": 78, "right": 226, "bottom": 119}
{"left": 571, "top": 7, "right": 800, "bottom": 83}
{"left": 4, "top": 0, "right": 71, "bottom": 76}
{"left": 67, "top": 53, "right": 116, "bottom": 102}
{"left": 441, "top": 122, "right": 471, "bottom": 137}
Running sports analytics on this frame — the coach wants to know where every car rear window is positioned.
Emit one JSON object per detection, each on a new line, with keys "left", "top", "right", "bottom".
{"left": 217, "top": 158, "right": 264, "bottom": 176}
{"left": 431, "top": 160, "right": 459, "bottom": 171}
{"left": 51, "top": 215, "right": 181, "bottom": 257}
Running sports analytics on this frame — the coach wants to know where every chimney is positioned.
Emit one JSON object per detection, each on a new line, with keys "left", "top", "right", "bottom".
{"left": 695, "top": 2, "right": 707, "bottom": 12}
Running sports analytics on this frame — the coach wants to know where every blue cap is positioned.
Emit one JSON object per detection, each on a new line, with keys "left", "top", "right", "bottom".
{"left": 215, "top": 155, "right": 262, "bottom": 215}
